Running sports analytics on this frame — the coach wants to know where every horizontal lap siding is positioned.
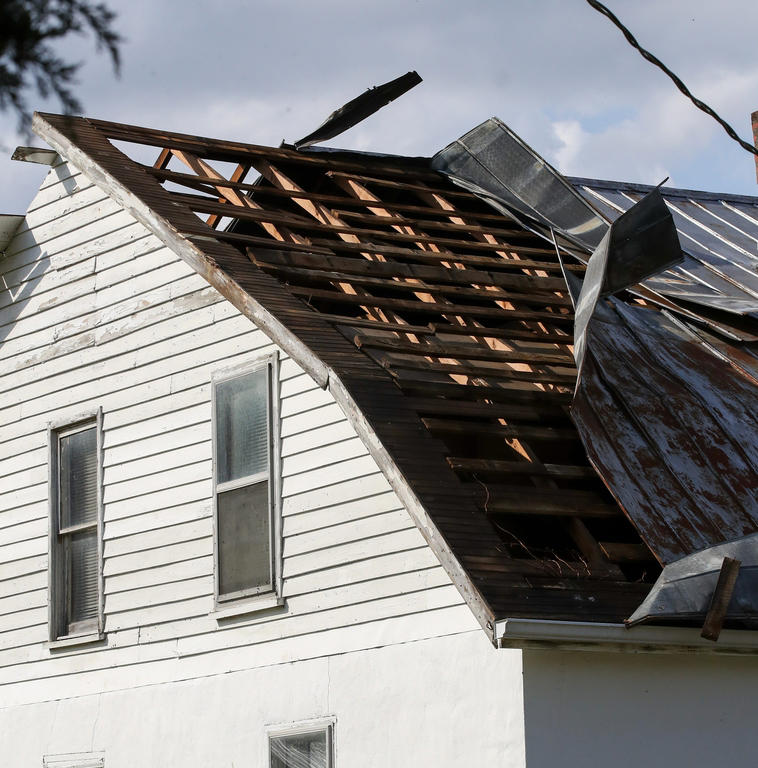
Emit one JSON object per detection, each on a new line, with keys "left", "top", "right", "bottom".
{"left": 0, "top": 161, "right": 471, "bottom": 705}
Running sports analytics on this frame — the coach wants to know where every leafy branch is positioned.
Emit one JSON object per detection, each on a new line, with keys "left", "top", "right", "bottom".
{"left": 0, "top": 0, "right": 121, "bottom": 131}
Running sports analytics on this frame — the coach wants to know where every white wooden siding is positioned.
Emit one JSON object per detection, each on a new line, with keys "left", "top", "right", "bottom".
{"left": 0, "top": 159, "right": 475, "bottom": 707}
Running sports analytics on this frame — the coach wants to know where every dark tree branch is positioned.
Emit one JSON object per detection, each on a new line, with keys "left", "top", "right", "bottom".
{"left": 0, "top": 0, "right": 121, "bottom": 132}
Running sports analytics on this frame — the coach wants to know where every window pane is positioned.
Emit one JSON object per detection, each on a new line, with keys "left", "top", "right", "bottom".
{"left": 270, "top": 731, "right": 328, "bottom": 768}
{"left": 60, "top": 427, "right": 98, "bottom": 528}
{"left": 218, "top": 481, "right": 271, "bottom": 596}
{"left": 67, "top": 528, "right": 99, "bottom": 627}
{"left": 216, "top": 369, "right": 269, "bottom": 484}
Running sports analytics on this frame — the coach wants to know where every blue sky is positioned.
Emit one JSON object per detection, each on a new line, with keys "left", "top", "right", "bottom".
{"left": 3, "top": 0, "right": 758, "bottom": 214}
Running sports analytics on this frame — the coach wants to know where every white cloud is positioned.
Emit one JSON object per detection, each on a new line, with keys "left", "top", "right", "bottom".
{"left": 4, "top": 0, "right": 758, "bottom": 213}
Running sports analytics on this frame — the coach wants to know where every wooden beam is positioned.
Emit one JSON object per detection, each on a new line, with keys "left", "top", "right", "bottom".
{"left": 472, "top": 488, "right": 620, "bottom": 518}
{"left": 598, "top": 541, "right": 654, "bottom": 563}
{"left": 355, "top": 335, "right": 575, "bottom": 365}
{"left": 248, "top": 247, "right": 571, "bottom": 290}
{"left": 206, "top": 162, "right": 251, "bottom": 228}
{"left": 422, "top": 418, "right": 576, "bottom": 441}
{"left": 286, "top": 285, "right": 574, "bottom": 324}
{"left": 701, "top": 556, "right": 741, "bottom": 642}
{"left": 448, "top": 457, "right": 596, "bottom": 479}
{"left": 381, "top": 359, "right": 576, "bottom": 387}
{"left": 396, "top": 379, "right": 574, "bottom": 405}
{"left": 170, "top": 149, "right": 302, "bottom": 244}
{"left": 90, "top": 115, "right": 439, "bottom": 177}
{"left": 406, "top": 396, "right": 565, "bottom": 421}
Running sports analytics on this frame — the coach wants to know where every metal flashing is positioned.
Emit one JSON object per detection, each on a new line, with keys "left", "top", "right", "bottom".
{"left": 432, "top": 117, "right": 610, "bottom": 252}
{"left": 294, "top": 71, "right": 422, "bottom": 150}
{"left": 627, "top": 533, "right": 758, "bottom": 628}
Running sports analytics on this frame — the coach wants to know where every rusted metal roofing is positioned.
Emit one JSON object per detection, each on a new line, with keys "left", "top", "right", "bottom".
{"left": 572, "top": 285, "right": 758, "bottom": 565}
{"left": 30, "top": 111, "right": 758, "bottom": 640}
{"left": 559, "top": 182, "right": 758, "bottom": 635}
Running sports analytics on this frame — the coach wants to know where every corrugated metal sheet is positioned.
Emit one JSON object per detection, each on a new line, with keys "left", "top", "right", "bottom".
{"left": 574, "top": 178, "right": 758, "bottom": 318}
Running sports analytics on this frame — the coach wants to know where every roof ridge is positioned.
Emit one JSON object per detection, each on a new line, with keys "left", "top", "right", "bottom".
{"left": 568, "top": 175, "right": 758, "bottom": 205}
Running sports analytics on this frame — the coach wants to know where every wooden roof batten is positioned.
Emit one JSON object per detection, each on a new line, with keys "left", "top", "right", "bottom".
{"left": 31, "top": 112, "right": 661, "bottom": 643}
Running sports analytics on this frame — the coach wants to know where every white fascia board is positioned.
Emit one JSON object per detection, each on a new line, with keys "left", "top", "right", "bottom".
{"left": 496, "top": 617, "right": 758, "bottom": 655}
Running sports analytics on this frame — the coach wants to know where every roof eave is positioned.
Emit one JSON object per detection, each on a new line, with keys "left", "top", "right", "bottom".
{"left": 496, "top": 617, "right": 758, "bottom": 655}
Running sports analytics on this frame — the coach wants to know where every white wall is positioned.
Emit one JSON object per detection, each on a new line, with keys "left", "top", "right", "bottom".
{"left": 0, "top": 156, "right": 479, "bottom": 713}
{"left": 0, "top": 631, "right": 525, "bottom": 768}
{"left": 522, "top": 648, "right": 758, "bottom": 768}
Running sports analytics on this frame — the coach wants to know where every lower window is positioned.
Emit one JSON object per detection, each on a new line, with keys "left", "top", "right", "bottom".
{"left": 269, "top": 724, "right": 333, "bottom": 768}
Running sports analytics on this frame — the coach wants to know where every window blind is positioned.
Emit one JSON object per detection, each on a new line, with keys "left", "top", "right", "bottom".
{"left": 215, "top": 368, "right": 269, "bottom": 484}
{"left": 215, "top": 366, "right": 274, "bottom": 598}
{"left": 54, "top": 424, "right": 100, "bottom": 637}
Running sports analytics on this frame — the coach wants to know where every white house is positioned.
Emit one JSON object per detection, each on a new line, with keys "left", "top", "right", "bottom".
{"left": 1, "top": 110, "right": 757, "bottom": 768}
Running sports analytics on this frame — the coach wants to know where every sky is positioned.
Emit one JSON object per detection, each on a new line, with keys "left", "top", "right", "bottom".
{"left": 3, "top": 0, "right": 758, "bottom": 214}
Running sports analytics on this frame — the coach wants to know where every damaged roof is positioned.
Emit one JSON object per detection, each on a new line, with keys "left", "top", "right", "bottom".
{"left": 29, "top": 110, "right": 758, "bottom": 644}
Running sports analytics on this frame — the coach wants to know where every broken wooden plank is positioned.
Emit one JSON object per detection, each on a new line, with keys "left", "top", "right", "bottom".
{"left": 598, "top": 541, "right": 654, "bottom": 563}
{"left": 701, "top": 556, "right": 741, "bottom": 641}
{"left": 448, "top": 457, "right": 596, "bottom": 479}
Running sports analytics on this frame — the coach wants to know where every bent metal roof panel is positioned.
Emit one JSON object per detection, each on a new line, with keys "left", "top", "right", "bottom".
{"left": 31, "top": 112, "right": 758, "bottom": 644}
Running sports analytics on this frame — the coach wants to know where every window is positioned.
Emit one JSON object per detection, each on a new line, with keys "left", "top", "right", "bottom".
{"left": 269, "top": 724, "right": 333, "bottom": 768}
{"left": 43, "top": 753, "right": 104, "bottom": 768}
{"left": 213, "top": 355, "right": 280, "bottom": 604}
{"left": 49, "top": 413, "right": 103, "bottom": 641}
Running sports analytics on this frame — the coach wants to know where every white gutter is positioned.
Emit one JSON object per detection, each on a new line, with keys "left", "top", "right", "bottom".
{"left": 496, "top": 618, "right": 758, "bottom": 655}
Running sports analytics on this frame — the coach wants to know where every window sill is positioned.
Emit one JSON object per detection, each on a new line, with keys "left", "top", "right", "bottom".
{"left": 211, "top": 594, "right": 285, "bottom": 622}
{"left": 46, "top": 631, "right": 104, "bottom": 651}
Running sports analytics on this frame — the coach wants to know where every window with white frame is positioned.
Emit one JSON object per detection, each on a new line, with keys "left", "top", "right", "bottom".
{"left": 213, "top": 355, "right": 279, "bottom": 603}
{"left": 269, "top": 724, "right": 333, "bottom": 768}
{"left": 49, "top": 413, "right": 103, "bottom": 640}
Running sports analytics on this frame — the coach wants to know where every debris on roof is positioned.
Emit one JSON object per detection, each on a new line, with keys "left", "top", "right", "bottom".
{"left": 628, "top": 534, "right": 758, "bottom": 633}
{"left": 31, "top": 110, "right": 758, "bottom": 640}
{"left": 294, "top": 71, "right": 422, "bottom": 150}
{"left": 432, "top": 117, "right": 609, "bottom": 254}
{"left": 568, "top": 186, "right": 683, "bottom": 372}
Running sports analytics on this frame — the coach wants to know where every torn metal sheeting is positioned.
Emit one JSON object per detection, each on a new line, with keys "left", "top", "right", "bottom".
{"left": 570, "top": 188, "right": 683, "bottom": 372}
{"left": 599, "top": 187, "right": 683, "bottom": 295}
{"left": 11, "top": 146, "right": 58, "bottom": 165}
{"left": 627, "top": 535, "right": 758, "bottom": 628}
{"left": 432, "top": 117, "right": 610, "bottom": 252}
{"left": 294, "top": 71, "right": 422, "bottom": 150}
